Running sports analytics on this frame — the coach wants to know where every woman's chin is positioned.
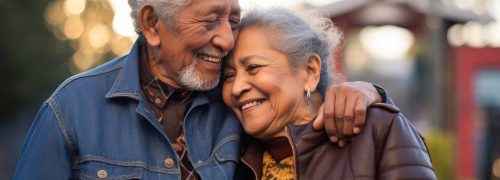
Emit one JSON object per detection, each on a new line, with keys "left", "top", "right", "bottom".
{"left": 243, "top": 126, "right": 266, "bottom": 139}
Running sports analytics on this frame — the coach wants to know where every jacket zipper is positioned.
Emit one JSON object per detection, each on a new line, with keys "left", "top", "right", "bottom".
{"left": 241, "top": 158, "right": 259, "bottom": 180}
{"left": 285, "top": 127, "right": 299, "bottom": 180}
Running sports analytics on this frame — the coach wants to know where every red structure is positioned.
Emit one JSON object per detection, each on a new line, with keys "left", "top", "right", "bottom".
{"left": 309, "top": 0, "right": 498, "bottom": 179}
{"left": 454, "top": 47, "right": 500, "bottom": 178}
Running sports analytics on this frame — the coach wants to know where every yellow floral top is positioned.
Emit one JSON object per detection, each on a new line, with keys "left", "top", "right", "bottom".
{"left": 261, "top": 150, "right": 295, "bottom": 180}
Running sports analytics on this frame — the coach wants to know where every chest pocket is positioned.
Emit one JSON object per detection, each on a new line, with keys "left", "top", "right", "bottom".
{"left": 79, "top": 159, "right": 143, "bottom": 180}
{"left": 214, "top": 135, "right": 240, "bottom": 164}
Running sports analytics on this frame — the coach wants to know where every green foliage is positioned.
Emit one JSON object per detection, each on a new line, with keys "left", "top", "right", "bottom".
{"left": 424, "top": 129, "right": 455, "bottom": 180}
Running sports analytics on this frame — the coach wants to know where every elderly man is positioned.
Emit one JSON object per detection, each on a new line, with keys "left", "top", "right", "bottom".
{"left": 14, "top": 0, "right": 389, "bottom": 179}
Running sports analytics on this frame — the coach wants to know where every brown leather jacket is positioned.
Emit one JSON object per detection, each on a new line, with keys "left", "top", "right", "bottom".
{"left": 235, "top": 103, "right": 437, "bottom": 180}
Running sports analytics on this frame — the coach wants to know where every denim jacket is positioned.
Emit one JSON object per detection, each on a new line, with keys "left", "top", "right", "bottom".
{"left": 14, "top": 39, "right": 242, "bottom": 179}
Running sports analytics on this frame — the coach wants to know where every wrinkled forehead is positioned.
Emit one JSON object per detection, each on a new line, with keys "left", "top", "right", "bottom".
{"left": 185, "top": 0, "right": 241, "bottom": 13}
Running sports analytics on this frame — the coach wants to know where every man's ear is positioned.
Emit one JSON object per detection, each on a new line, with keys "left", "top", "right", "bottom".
{"left": 139, "top": 5, "right": 161, "bottom": 46}
{"left": 304, "top": 54, "right": 321, "bottom": 91}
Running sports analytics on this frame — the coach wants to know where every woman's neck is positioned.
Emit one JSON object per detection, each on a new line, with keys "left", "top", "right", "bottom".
{"left": 291, "top": 92, "right": 322, "bottom": 125}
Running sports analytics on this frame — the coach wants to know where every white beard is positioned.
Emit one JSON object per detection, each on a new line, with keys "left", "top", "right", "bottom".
{"left": 178, "top": 60, "right": 220, "bottom": 91}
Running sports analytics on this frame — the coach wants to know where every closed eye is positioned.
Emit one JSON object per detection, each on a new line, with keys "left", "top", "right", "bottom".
{"left": 229, "top": 18, "right": 240, "bottom": 30}
{"left": 246, "top": 64, "right": 262, "bottom": 74}
{"left": 223, "top": 72, "right": 235, "bottom": 82}
{"left": 205, "top": 20, "right": 218, "bottom": 30}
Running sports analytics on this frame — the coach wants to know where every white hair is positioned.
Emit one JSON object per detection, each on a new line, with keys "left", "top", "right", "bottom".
{"left": 240, "top": 8, "right": 343, "bottom": 96}
{"left": 128, "top": 0, "right": 190, "bottom": 33}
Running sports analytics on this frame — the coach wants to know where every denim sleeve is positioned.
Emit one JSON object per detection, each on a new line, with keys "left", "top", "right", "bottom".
{"left": 14, "top": 101, "right": 73, "bottom": 179}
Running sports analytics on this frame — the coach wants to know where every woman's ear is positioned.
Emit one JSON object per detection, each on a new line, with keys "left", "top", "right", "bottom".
{"left": 139, "top": 5, "right": 161, "bottom": 46}
{"left": 304, "top": 54, "right": 321, "bottom": 91}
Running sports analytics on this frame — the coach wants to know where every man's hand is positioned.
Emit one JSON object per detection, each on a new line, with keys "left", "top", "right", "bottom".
{"left": 313, "top": 81, "right": 382, "bottom": 147}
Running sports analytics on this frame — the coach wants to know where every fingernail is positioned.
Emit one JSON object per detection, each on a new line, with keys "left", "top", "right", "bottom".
{"left": 338, "top": 140, "right": 345, "bottom": 147}
{"left": 353, "top": 127, "right": 360, "bottom": 134}
{"left": 330, "top": 136, "right": 338, "bottom": 142}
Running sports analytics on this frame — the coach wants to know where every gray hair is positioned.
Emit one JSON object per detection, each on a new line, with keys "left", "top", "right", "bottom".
{"left": 128, "top": 0, "right": 190, "bottom": 33}
{"left": 240, "top": 8, "right": 342, "bottom": 97}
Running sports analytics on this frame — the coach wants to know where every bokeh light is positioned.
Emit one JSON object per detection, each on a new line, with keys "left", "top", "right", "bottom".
{"left": 71, "top": 52, "right": 96, "bottom": 73}
{"left": 494, "top": 158, "right": 500, "bottom": 178}
{"left": 88, "top": 24, "right": 111, "bottom": 49}
{"left": 108, "top": 0, "right": 136, "bottom": 38}
{"left": 486, "top": 22, "right": 500, "bottom": 46}
{"left": 446, "top": 0, "right": 500, "bottom": 48}
{"left": 447, "top": 24, "right": 465, "bottom": 47}
{"left": 44, "top": 0, "right": 136, "bottom": 73}
{"left": 359, "top": 25, "right": 415, "bottom": 61}
{"left": 63, "top": 16, "right": 84, "bottom": 39}
{"left": 462, "top": 21, "right": 486, "bottom": 48}
{"left": 63, "top": 0, "right": 86, "bottom": 15}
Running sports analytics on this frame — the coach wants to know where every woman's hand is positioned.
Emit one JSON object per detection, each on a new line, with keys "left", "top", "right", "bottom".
{"left": 313, "top": 81, "right": 382, "bottom": 147}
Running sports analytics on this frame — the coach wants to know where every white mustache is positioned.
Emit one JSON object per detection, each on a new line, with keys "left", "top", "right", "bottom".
{"left": 197, "top": 48, "right": 228, "bottom": 58}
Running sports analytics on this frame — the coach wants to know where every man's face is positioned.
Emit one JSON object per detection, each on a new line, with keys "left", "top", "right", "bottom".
{"left": 156, "top": 0, "right": 240, "bottom": 90}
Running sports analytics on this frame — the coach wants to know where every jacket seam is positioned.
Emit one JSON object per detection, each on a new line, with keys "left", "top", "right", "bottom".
{"left": 80, "top": 154, "right": 179, "bottom": 174}
{"left": 79, "top": 174, "right": 141, "bottom": 180}
{"left": 213, "top": 135, "right": 241, "bottom": 162}
{"left": 49, "top": 100, "right": 77, "bottom": 153}
{"left": 214, "top": 135, "right": 240, "bottom": 155}
{"left": 380, "top": 163, "right": 434, "bottom": 173}
{"left": 384, "top": 145, "right": 430, "bottom": 155}
{"left": 107, "top": 92, "right": 141, "bottom": 101}
{"left": 389, "top": 114, "right": 432, "bottom": 158}
{"left": 48, "top": 99, "right": 80, "bottom": 176}
{"left": 374, "top": 113, "right": 435, "bottom": 177}
{"left": 46, "top": 62, "right": 123, "bottom": 102}
{"left": 193, "top": 135, "right": 240, "bottom": 168}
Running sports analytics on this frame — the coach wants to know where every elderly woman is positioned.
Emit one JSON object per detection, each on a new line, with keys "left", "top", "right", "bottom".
{"left": 222, "top": 8, "right": 436, "bottom": 180}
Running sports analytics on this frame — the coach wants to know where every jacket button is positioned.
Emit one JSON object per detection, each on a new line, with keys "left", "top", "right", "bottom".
{"left": 164, "top": 158, "right": 174, "bottom": 169}
{"left": 97, "top": 169, "right": 107, "bottom": 179}
{"left": 155, "top": 98, "right": 162, "bottom": 104}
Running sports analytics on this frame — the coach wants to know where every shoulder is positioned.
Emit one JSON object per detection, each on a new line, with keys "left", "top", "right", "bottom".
{"left": 364, "top": 103, "right": 426, "bottom": 150}
{"left": 364, "top": 103, "right": 407, "bottom": 137}
{"left": 366, "top": 103, "right": 401, "bottom": 124}
{"left": 369, "top": 103, "right": 400, "bottom": 113}
{"left": 46, "top": 56, "right": 127, "bottom": 102}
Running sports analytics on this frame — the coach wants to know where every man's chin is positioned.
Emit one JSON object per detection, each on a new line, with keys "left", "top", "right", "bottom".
{"left": 178, "top": 60, "right": 221, "bottom": 91}
{"left": 179, "top": 73, "right": 219, "bottom": 91}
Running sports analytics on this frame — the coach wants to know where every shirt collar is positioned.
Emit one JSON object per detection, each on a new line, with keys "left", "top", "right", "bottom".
{"left": 139, "top": 43, "right": 195, "bottom": 108}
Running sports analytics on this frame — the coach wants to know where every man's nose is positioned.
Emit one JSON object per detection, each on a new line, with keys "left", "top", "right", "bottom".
{"left": 212, "top": 21, "right": 235, "bottom": 52}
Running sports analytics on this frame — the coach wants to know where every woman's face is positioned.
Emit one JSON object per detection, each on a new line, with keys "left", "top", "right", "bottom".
{"left": 222, "top": 28, "right": 308, "bottom": 140}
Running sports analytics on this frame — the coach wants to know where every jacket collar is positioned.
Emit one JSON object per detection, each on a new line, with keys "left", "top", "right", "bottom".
{"left": 286, "top": 121, "right": 328, "bottom": 154}
{"left": 105, "top": 37, "right": 143, "bottom": 100}
{"left": 240, "top": 134, "right": 264, "bottom": 179}
{"left": 240, "top": 120, "right": 327, "bottom": 179}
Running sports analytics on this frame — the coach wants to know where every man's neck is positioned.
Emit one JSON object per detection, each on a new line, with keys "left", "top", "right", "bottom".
{"left": 144, "top": 43, "right": 184, "bottom": 90}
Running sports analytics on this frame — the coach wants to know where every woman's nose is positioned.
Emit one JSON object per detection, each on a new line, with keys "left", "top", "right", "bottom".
{"left": 231, "top": 74, "right": 251, "bottom": 97}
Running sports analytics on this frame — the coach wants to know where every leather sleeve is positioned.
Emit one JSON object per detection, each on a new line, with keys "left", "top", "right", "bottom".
{"left": 377, "top": 114, "right": 437, "bottom": 180}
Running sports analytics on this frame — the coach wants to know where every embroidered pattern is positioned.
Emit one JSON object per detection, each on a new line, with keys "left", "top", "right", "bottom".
{"left": 261, "top": 151, "right": 295, "bottom": 180}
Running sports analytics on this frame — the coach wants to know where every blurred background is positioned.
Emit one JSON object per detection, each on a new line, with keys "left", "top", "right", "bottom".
{"left": 1, "top": 0, "right": 499, "bottom": 179}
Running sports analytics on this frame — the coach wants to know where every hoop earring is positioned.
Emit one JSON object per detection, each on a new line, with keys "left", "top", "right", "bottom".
{"left": 306, "top": 88, "right": 311, "bottom": 105}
